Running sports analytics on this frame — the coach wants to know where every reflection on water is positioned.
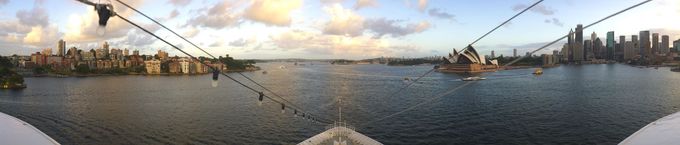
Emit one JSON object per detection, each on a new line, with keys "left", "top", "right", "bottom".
{"left": 1, "top": 63, "right": 680, "bottom": 144}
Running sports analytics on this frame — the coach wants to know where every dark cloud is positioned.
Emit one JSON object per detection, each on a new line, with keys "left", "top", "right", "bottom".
{"left": 512, "top": 4, "right": 555, "bottom": 15}
{"left": 364, "top": 18, "right": 431, "bottom": 38}
{"left": 184, "top": 1, "right": 242, "bottom": 29}
{"left": 427, "top": 8, "right": 455, "bottom": 21}
{"left": 544, "top": 18, "right": 563, "bottom": 27}
{"left": 16, "top": 6, "right": 49, "bottom": 27}
{"left": 125, "top": 33, "right": 156, "bottom": 46}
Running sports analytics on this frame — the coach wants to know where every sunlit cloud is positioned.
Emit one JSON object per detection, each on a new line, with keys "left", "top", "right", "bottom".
{"left": 244, "top": 0, "right": 302, "bottom": 26}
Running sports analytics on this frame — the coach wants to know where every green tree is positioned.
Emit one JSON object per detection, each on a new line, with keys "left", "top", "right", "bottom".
{"left": 76, "top": 64, "right": 90, "bottom": 74}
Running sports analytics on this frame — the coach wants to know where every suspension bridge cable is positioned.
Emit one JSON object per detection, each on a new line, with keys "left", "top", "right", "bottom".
{"left": 361, "top": 0, "right": 652, "bottom": 126}
{"left": 504, "top": 0, "right": 652, "bottom": 66}
{"left": 114, "top": 14, "right": 331, "bottom": 124}
{"left": 460, "top": 0, "right": 544, "bottom": 52}
{"left": 112, "top": 0, "right": 333, "bottom": 124}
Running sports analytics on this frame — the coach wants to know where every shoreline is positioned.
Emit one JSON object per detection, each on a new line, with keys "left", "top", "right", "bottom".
{"left": 22, "top": 69, "right": 260, "bottom": 78}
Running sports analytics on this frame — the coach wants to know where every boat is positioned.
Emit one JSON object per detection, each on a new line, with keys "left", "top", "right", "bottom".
{"left": 620, "top": 111, "right": 680, "bottom": 145}
{"left": 533, "top": 68, "right": 543, "bottom": 75}
{"left": 298, "top": 122, "right": 382, "bottom": 145}
{"left": 461, "top": 76, "right": 486, "bottom": 81}
{"left": 0, "top": 112, "right": 60, "bottom": 145}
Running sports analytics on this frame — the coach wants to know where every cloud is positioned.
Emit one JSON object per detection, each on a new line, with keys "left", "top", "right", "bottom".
{"left": 544, "top": 18, "right": 563, "bottom": 27}
{"left": 168, "top": 0, "right": 192, "bottom": 7}
{"left": 0, "top": 21, "right": 33, "bottom": 34}
{"left": 244, "top": 0, "right": 302, "bottom": 26}
{"left": 168, "top": 9, "right": 180, "bottom": 19}
{"left": 364, "top": 18, "right": 431, "bottom": 38}
{"left": 512, "top": 4, "right": 555, "bottom": 15}
{"left": 0, "top": 0, "right": 8, "bottom": 7}
{"left": 182, "top": 27, "right": 199, "bottom": 38}
{"left": 427, "top": 8, "right": 455, "bottom": 21}
{"left": 185, "top": 1, "right": 243, "bottom": 29}
{"left": 16, "top": 5, "right": 49, "bottom": 27}
{"left": 228, "top": 37, "right": 257, "bottom": 47}
{"left": 63, "top": 0, "right": 147, "bottom": 43}
{"left": 125, "top": 31, "right": 156, "bottom": 46}
{"left": 418, "top": 0, "right": 428, "bottom": 12}
{"left": 320, "top": 0, "right": 344, "bottom": 4}
{"left": 23, "top": 26, "right": 63, "bottom": 47}
{"left": 270, "top": 29, "right": 392, "bottom": 56}
{"left": 353, "top": 0, "right": 378, "bottom": 10}
{"left": 322, "top": 4, "right": 365, "bottom": 36}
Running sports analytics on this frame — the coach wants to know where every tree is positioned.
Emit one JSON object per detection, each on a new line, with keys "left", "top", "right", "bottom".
{"left": 76, "top": 64, "right": 90, "bottom": 74}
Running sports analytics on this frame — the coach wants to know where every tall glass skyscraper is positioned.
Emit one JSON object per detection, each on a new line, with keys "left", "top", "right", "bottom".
{"left": 639, "top": 31, "right": 650, "bottom": 58}
{"left": 606, "top": 31, "right": 615, "bottom": 60}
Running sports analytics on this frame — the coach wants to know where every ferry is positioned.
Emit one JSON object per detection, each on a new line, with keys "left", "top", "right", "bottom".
{"left": 533, "top": 68, "right": 543, "bottom": 75}
{"left": 0, "top": 112, "right": 60, "bottom": 145}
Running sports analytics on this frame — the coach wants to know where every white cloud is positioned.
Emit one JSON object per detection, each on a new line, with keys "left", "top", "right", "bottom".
{"left": 322, "top": 4, "right": 365, "bottom": 36}
{"left": 24, "top": 26, "right": 62, "bottom": 47}
{"left": 16, "top": 5, "right": 49, "bottom": 27}
{"left": 244, "top": 0, "right": 302, "bottom": 26}
{"left": 168, "top": 0, "right": 192, "bottom": 7}
{"left": 168, "top": 9, "right": 180, "bottom": 19}
{"left": 427, "top": 8, "right": 455, "bottom": 21}
{"left": 512, "top": 4, "right": 555, "bottom": 15}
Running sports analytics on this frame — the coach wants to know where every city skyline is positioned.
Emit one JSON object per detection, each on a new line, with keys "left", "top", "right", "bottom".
{"left": 1, "top": 0, "right": 680, "bottom": 59}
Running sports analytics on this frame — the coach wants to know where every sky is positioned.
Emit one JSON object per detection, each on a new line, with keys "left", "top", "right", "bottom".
{"left": 0, "top": 0, "right": 679, "bottom": 59}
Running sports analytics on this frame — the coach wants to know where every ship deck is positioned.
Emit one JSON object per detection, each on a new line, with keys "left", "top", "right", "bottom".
{"left": 0, "top": 112, "right": 60, "bottom": 145}
{"left": 298, "top": 123, "right": 382, "bottom": 145}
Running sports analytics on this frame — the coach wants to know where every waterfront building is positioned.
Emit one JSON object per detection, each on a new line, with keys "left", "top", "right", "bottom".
{"left": 123, "top": 49, "right": 129, "bottom": 57}
{"left": 542, "top": 54, "right": 555, "bottom": 66}
{"left": 674, "top": 39, "right": 680, "bottom": 52}
{"left": 46, "top": 56, "right": 63, "bottom": 65}
{"left": 41, "top": 48, "right": 52, "bottom": 56}
{"left": 632, "top": 35, "right": 639, "bottom": 56}
{"left": 169, "top": 62, "right": 181, "bottom": 74}
{"left": 133, "top": 50, "right": 140, "bottom": 56}
{"left": 552, "top": 50, "right": 560, "bottom": 63}
{"left": 31, "top": 52, "right": 47, "bottom": 66}
{"left": 194, "top": 61, "right": 206, "bottom": 74}
{"left": 68, "top": 47, "right": 78, "bottom": 59}
{"left": 618, "top": 35, "right": 626, "bottom": 60}
{"left": 491, "top": 51, "right": 495, "bottom": 58}
{"left": 439, "top": 46, "right": 499, "bottom": 73}
{"left": 639, "top": 31, "right": 650, "bottom": 57}
{"left": 513, "top": 49, "right": 517, "bottom": 57}
{"left": 144, "top": 60, "right": 161, "bottom": 74}
{"left": 57, "top": 39, "right": 65, "bottom": 57}
{"left": 661, "top": 35, "right": 669, "bottom": 54}
{"left": 606, "top": 31, "right": 615, "bottom": 60}
{"left": 179, "top": 58, "right": 190, "bottom": 74}
{"left": 81, "top": 51, "right": 95, "bottom": 61}
{"left": 567, "top": 29, "right": 574, "bottom": 62}
{"left": 102, "top": 41, "right": 109, "bottom": 58}
{"left": 157, "top": 50, "right": 169, "bottom": 61}
{"left": 652, "top": 33, "right": 659, "bottom": 55}
{"left": 573, "top": 25, "right": 584, "bottom": 62}
{"left": 561, "top": 44, "right": 569, "bottom": 62}
{"left": 593, "top": 38, "right": 604, "bottom": 59}
{"left": 584, "top": 40, "right": 593, "bottom": 60}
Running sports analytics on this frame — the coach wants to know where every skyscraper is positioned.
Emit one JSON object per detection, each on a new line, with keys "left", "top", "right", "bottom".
{"left": 57, "top": 39, "right": 65, "bottom": 57}
{"left": 661, "top": 35, "right": 669, "bottom": 54}
{"left": 491, "top": 50, "right": 495, "bottom": 58}
{"left": 102, "top": 41, "right": 110, "bottom": 59}
{"left": 652, "top": 33, "right": 659, "bottom": 55}
{"left": 567, "top": 29, "right": 574, "bottom": 62}
{"left": 513, "top": 49, "right": 517, "bottom": 57}
{"left": 639, "top": 31, "right": 650, "bottom": 58}
{"left": 632, "top": 35, "right": 639, "bottom": 56}
{"left": 618, "top": 35, "right": 626, "bottom": 60}
{"left": 624, "top": 41, "right": 635, "bottom": 60}
{"left": 573, "top": 25, "right": 584, "bottom": 62}
{"left": 606, "top": 31, "right": 615, "bottom": 60}
{"left": 584, "top": 40, "right": 593, "bottom": 60}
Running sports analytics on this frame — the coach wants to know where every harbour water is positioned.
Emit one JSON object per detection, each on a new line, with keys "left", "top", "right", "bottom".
{"left": 1, "top": 63, "right": 680, "bottom": 144}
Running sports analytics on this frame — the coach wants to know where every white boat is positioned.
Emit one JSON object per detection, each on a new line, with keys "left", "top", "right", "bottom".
{"left": 298, "top": 122, "right": 382, "bottom": 145}
{"left": 619, "top": 111, "right": 680, "bottom": 145}
{"left": 0, "top": 112, "right": 60, "bottom": 145}
{"left": 461, "top": 76, "right": 486, "bottom": 81}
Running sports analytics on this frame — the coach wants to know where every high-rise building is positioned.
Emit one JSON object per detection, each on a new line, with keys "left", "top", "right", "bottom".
{"left": 674, "top": 39, "right": 680, "bottom": 52}
{"left": 133, "top": 50, "right": 140, "bottom": 56}
{"left": 606, "top": 31, "right": 615, "bottom": 60}
{"left": 57, "top": 39, "right": 65, "bottom": 57}
{"left": 552, "top": 50, "right": 560, "bottom": 63}
{"left": 561, "top": 44, "right": 569, "bottom": 61}
{"left": 639, "top": 31, "right": 650, "bottom": 57}
{"left": 102, "top": 41, "right": 110, "bottom": 59}
{"left": 567, "top": 29, "right": 574, "bottom": 62}
{"left": 41, "top": 48, "right": 52, "bottom": 56}
{"left": 624, "top": 41, "right": 635, "bottom": 60}
{"left": 593, "top": 38, "right": 603, "bottom": 59}
{"left": 491, "top": 50, "right": 495, "bottom": 58}
{"left": 123, "top": 49, "right": 129, "bottom": 56}
{"left": 660, "top": 35, "right": 669, "bottom": 54}
{"left": 618, "top": 35, "right": 626, "bottom": 60}
{"left": 513, "top": 49, "right": 517, "bottom": 57}
{"left": 573, "top": 24, "right": 584, "bottom": 62}
{"left": 584, "top": 40, "right": 593, "bottom": 60}
{"left": 632, "top": 35, "right": 639, "bottom": 56}
{"left": 652, "top": 33, "right": 659, "bottom": 55}
{"left": 157, "top": 50, "right": 169, "bottom": 61}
